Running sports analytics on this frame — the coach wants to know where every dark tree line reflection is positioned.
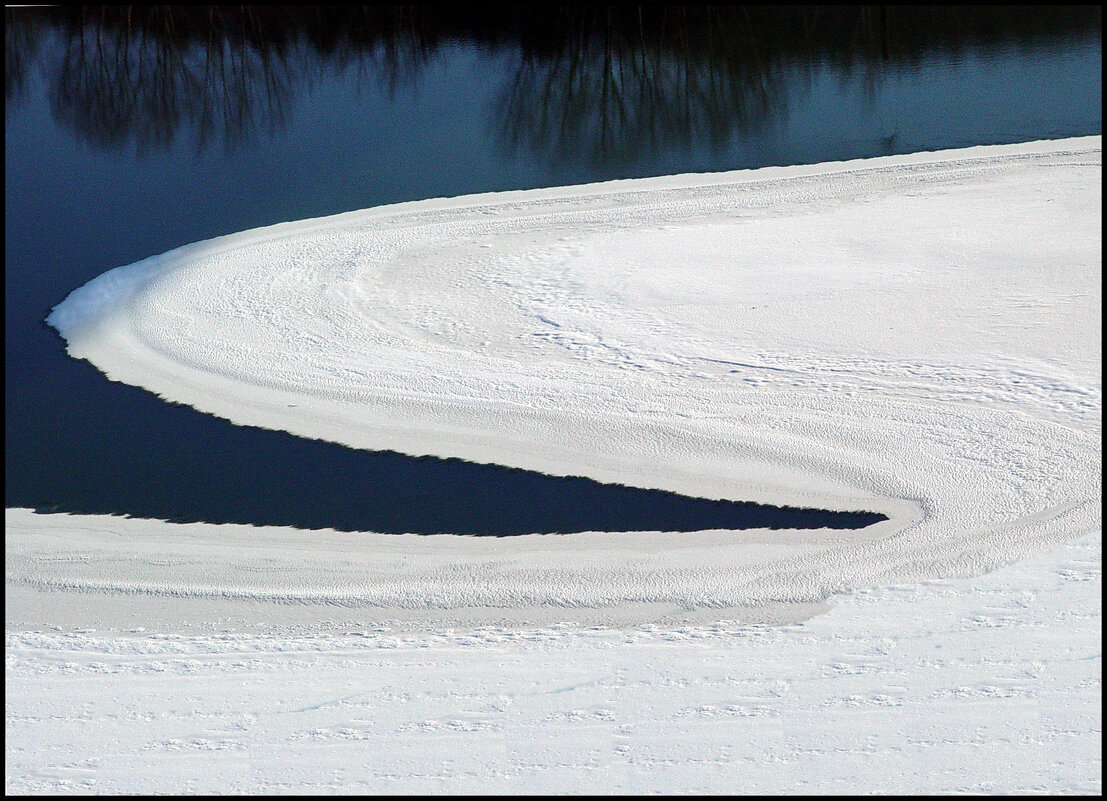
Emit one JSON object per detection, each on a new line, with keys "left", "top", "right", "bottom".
{"left": 5, "top": 5, "right": 445, "bottom": 154}
{"left": 49, "top": 11, "right": 299, "bottom": 153}
{"left": 494, "top": 8, "right": 794, "bottom": 166}
{"left": 5, "top": 5, "right": 1101, "bottom": 161}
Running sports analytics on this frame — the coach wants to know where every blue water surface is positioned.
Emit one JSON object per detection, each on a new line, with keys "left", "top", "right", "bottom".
{"left": 5, "top": 7, "right": 1100, "bottom": 534}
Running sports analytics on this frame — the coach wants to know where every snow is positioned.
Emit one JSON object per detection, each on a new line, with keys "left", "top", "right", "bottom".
{"left": 6, "top": 516, "right": 1101, "bottom": 794}
{"left": 7, "top": 137, "right": 1102, "bottom": 792}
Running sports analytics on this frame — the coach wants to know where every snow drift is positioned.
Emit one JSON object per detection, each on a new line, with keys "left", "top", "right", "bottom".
{"left": 38, "top": 137, "right": 1102, "bottom": 624}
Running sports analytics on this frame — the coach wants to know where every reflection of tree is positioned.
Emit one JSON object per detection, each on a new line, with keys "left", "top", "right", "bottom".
{"left": 4, "top": 5, "right": 1100, "bottom": 159}
{"left": 353, "top": 10, "right": 442, "bottom": 100}
{"left": 5, "top": 10, "right": 41, "bottom": 107}
{"left": 495, "top": 9, "right": 797, "bottom": 167}
{"left": 6, "top": 5, "right": 446, "bottom": 156}
{"left": 49, "top": 16, "right": 299, "bottom": 154}
{"left": 493, "top": 4, "right": 1101, "bottom": 167}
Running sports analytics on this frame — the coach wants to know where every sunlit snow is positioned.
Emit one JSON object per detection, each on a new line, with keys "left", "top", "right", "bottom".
{"left": 7, "top": 137, "right": 1101, "bottom": 793}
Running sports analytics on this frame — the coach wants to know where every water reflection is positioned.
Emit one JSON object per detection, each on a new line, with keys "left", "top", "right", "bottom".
{"left": 5, "top": 6, "right": 447, "bottom": 154}
{"left": 49, "top": 18, "right": 300, "bottom": 154}
{"left": 6, "top": 5, "right": 1100, "bottom": 159}
{"left": 4, "top": 8, "right": 40, "bottom": 107}
{"left": 494, "top": 12, "right": 791, "bottom": 166}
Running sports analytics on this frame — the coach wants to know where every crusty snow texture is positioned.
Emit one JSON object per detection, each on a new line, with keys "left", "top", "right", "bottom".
{"left": 6, "top": 137, "right": 1101, "bottom": 793}
{"left": 5, "top": 517, "right": 1101, "bottom": 794}
{"left": 40, "top": 137, "right": 1102, "bottom": 617}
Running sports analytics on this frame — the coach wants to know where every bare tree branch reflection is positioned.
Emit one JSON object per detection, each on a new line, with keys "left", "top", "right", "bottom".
{"left": 5, "top": 9, "right": 41, "bottom": 108}
{"left": 47, "top": 8, "right": 300, "bottom": 155}
{"left": 495, "top": 8, "right": 797, "bottom": 167}
{"left": 4, "top": 6, "right": 1100, "bottom": 160}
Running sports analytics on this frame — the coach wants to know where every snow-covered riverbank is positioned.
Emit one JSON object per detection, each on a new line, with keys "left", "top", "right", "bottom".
{"left": 39, "top": 136, "right": 1102, "bottom": 616}
{"left": 8, "top": 137, "right": 1101, "bottom": 792}
{"left": 6, "top": 522, "right": 1100, "bottom": 794}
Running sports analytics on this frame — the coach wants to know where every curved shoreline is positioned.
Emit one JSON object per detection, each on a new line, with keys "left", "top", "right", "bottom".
{"left": 31, "top": 137, "right": 1103, "bottom": 625}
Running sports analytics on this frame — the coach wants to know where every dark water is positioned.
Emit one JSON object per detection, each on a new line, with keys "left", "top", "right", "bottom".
{"left": 5, "top": 6, "right": 1101, "bottom": 534}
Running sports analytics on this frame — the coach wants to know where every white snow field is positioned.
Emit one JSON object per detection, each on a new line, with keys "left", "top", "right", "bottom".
{"left": 7, "top": 137, "right": 1101, "bottom": 792}
{"left": 5, "top": 521, "right": 1101, "bottom": 795}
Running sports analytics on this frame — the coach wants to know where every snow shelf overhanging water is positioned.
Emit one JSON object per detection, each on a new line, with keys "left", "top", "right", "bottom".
{"left": 36, "top": 137, "right": 1102, "bottom": 626}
